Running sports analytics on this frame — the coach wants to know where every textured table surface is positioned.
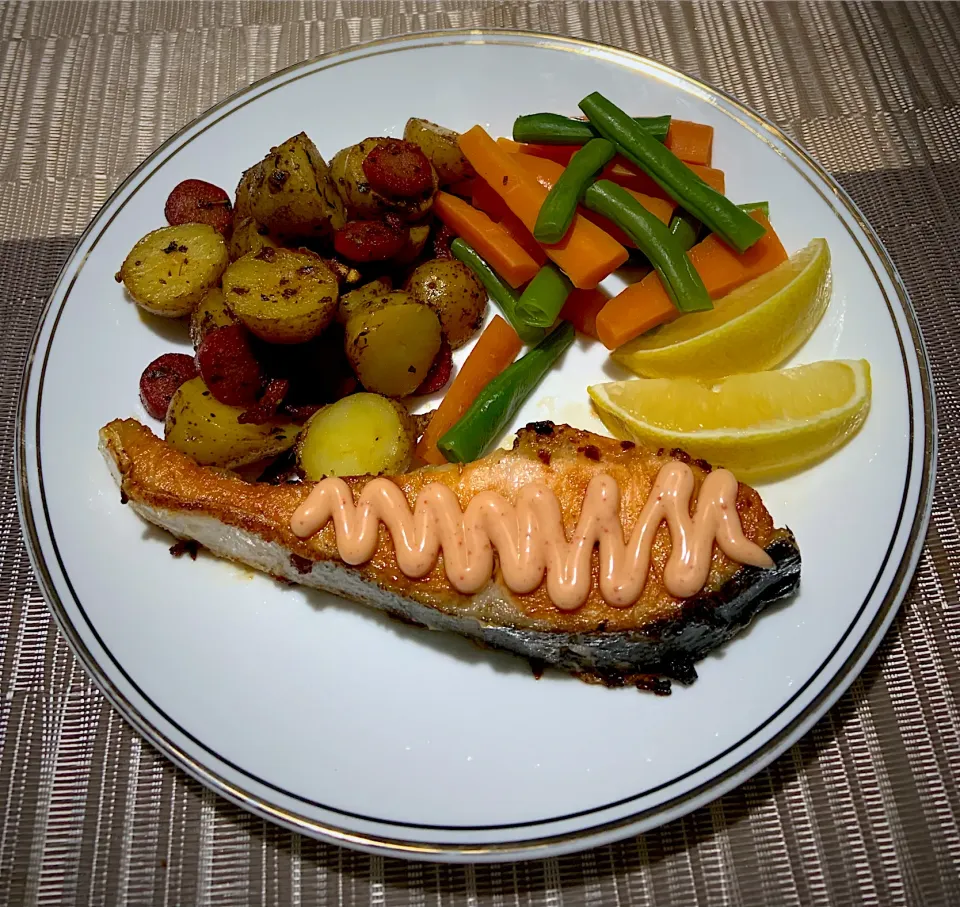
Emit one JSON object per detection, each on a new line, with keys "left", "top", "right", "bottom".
{"left": 2, "top": 1, "right": 959, "bottom": 904}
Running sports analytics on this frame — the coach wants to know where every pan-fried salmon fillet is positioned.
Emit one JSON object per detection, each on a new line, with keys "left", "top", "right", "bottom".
{"left": 99, "top": 418, "right": 800, "bottom": 691}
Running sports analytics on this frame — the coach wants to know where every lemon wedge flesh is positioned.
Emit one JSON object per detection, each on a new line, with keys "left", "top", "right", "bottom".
{"left": 612, "top": 238, "right": 831, "bottom": 379}
{"left": 588, "top": 359, "right": 871, "bottom": 482}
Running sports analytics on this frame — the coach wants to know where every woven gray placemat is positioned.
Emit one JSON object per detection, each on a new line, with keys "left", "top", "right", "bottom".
{"left": 1, "top": 2, "right": 958, "bottom": 904}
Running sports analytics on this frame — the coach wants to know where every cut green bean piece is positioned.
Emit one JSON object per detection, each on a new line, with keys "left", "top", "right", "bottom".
{"left": 513, "top": 113, "right": 671, "bottom": 145}
{"left": 450, "top": 238, "right": 545, "bottom": 345}
{"left": 668, "top": 210, "right": 701, "bottom": 252}
{"left": 579, "top": 92, "right": 766, "bottom": 253}
{"left": 739, "top": 200, "right": 770, "bottom": 217}
{"left": 534, "top": 138, "right": 616, "bottom": 243}
{"left": 584, "top": 180, "right": 712, "bottom": 313}
{"left": 438, "top": 322, "right": 575, "bottom": 464}
{"left": 515, "top": 263, "right": 573, "bottom": 327}
{"left": 670, "top": 201, "right": 769, "bottom": 252}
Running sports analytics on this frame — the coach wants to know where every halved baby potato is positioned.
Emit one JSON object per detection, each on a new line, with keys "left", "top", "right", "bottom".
{"left": 120, "top": 224, "right": 228, "bottom": 317}
{"left": 189, "top": 286, "right": 238, "bottom": 349}
{"left": 165, "top": 376, "right": 298, "bottom": 468}
{"left": 222, "top": 248, "right": 339, "bottom": 344}
{"left": 344, "top": 292, "right": 442, "bottom": 397}
{"left": 295, "top": 393, "right": 416, "bottom": 479}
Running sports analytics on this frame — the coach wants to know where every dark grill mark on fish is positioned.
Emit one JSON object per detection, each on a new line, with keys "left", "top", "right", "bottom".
{"left": 529, "top": 421, "right": 555, "bottom": 436}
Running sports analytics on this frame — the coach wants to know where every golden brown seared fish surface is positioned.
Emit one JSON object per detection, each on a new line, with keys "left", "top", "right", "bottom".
{"left": 99, "top": 418, "right": 800, "bottom": 691}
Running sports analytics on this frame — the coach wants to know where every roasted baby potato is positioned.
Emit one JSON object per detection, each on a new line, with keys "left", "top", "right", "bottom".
{"left": 229, "top": 216, "right": 279, "bottom": 261}
{"left": 189, "top": 287, "right": 238, "bottom": 349}
{"left": 165, "top": 376, "right": 298, "bottom": 468}
{"left": 404, "top": 258, "right": 487, "bottom": 349}
{"left": 403, "top": 118, "right": 474, "bottom": 186}
{"left": 344, "top": 292, "right": 442, "bottom": 397}
{"left": 394, "top": 222, "right": 431, "bottom": 266}
{"left": 336, "top": 278, "right": 393, "bottom": 323}
{"left": 295, "top": 393, "right": 416, "bottom": 479}
{"left": 235, "top": 132, "right": 346, "bottom": 242}
{"left": 119, "top": 224, "right": 228, "bottom": 317}
{"left": 222, "top": 248, "right": 339, "bottom": 344}
{"left": 330, "top": 138, "right": 438, "bottom": 222}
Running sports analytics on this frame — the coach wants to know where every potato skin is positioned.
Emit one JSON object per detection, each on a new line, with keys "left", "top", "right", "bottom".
{"left": 336, "top": 278, "right": 394, "bottom": 324}
{"left": 165, "top": 376, "right": 298, "bottom": 468}
{"left": 295, "top": 393, "right": 415, "bottom": 479}
{"left": 222, "top": 248, "right": 339, "bottom": 344}
{"left": 229, "top": 216, "right": 279, "bottom": 261}
{"left": 330, "top": 138, "right": 438, "bottom": 222}
{"left": 234, "top": 133, "right": 346, "bottom": 242}
{"left": 393, "top": 222, "right": 431, "bottom": 266}
{"left": 403, "top": 118, "right": 474, "bottom": 186}
{"left": 120, "top": 224, "right": 228, "bottom": 317}
{"left": 344, "top": 295, "right": 442, "bottom": 397}
{"left": 189, "top": 287, "right": 238, "bottom": 349}
{"left": 404, "top": 258, "right": 487, "bottom": 349}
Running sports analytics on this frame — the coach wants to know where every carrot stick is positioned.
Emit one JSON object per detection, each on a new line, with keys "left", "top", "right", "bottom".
{"left": 595, "top": 211, "right": 787, "bottom": 349}
{"left": 472, "top": 179, "right": 510, "bottom": 219}
{"left": 596, "top": 283, "right": 678, "bottom": 348}
{"left": 433, "top": 192, "right": 539, "bottom": 288}
{"left": 664, "top": 120, "right": 714, "bottom": 167}
{"left": 470, "top": 179, "right": 547, "bottom": 265}
{"left": 497, "top": 209, "right": 548, "bottom": 266}
{"left": 510, "top": 153, "right": 674, "bottom": 250}
{"left": 603, "top": 159, "right": 725, "bottom": 196}
{"left": 459, "top": 126, "right": 629, "bottom": 289}
{"left": 560, "top": 288, "right": 609, "bottom": 339}
{"left": 500, "top": 139, "right": 725, "bottom": 199}
{"left": 416, "top": 315, "right": 523, "bottom": 465}
{"left": 447, "top": 177, "right": 478, "bottom": 198}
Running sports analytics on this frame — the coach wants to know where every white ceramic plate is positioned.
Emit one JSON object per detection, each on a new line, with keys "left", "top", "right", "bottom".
{"left": 17, "top": 31, "right": 935, "bottom": 861}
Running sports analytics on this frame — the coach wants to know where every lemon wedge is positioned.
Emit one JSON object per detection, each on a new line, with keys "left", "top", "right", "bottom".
{"left": 588, "top": 359, "right": 871, "bottom": 482}
{"left": 612, "top": 238, "right": 831, "bottom": 379}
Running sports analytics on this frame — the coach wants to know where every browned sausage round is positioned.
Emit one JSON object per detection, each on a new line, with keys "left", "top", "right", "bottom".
{"left": 415, "top": 339, "right": 453, "bottom": 394}
{"left": 139, "top": 353, "right": 198, "bottom": 420}
{"left": 362, "top": 140, "right": 433, "bottom": 197}
{"left": 238, "top": 378, "right": 289, "bottom": 425}
{"left": 164, "top": 179, "right": 234, "bottom": 234}
{"left": 432, "top": 223, "right": 456, "bottom": 260}
{"left": 333, "top": 219, "right": 407, "bottom": 263}
{"left": 196, "top": 324, "right": 262, "bottom": 406}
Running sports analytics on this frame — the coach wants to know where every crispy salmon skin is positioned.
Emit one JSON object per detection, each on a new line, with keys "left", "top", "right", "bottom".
{"left": 99, "top": 418, "right": 800, "bottom": 689}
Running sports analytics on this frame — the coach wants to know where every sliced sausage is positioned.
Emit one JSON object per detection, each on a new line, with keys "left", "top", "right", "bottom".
{"left": 196, "top": 324, "right": 262, "bottom": 406}
{"left": 415, "top": 339, "right": 453, "bottom": 394}
{"left": 164, "top": 179, "right": 234, "bottom": 234}
{"left": 362, "top": 140, "right": 434, "bottom": 197}
{"left": 139, "top": 353, "right": 198, "bottom": 420}
{"left": 333, "top": 219, "right": 407, "bottom": 263}
{"left": 238, "top": 378, "right": 289, "bottom": 425}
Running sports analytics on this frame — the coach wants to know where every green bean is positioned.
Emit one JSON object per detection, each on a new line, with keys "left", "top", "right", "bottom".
{"left": 450, "top": 238, "right": 545, "bottom": 345}
{"left": 515, "top": 263, "right": 573, "bottom": 327}
{"left": 533, "top": 138, "right": 616, "bottom": 243}
{"left": 739, "top": 200, "right": 769, "bottom": 217}
{"left": 513, "top": 113, "right": 671, "bottom": 146}
{"left": 668, "top": 210, "right": 701, "bottom": 252}
{"left": 670, "top": 201, "right": 770, "bottom": 252}
{"left": 579, "top": 92, "right": 766, "bottom": 253}
{"left": 583, "top": 181, "right": 712, "bottom": 313}
{"left": 438, "top": 322, "right": 575, "bottom": 464}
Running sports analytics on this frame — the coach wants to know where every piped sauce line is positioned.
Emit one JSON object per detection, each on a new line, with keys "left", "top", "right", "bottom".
{"left": 290, "top": 462, "right": 773, "bottom": 610}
